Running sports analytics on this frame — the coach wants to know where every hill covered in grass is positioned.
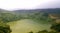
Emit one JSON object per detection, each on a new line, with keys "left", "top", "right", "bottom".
{"left": 0, "top": 8, "right": 60, "bottom": 24}
{"left": 0, "top": 9, "right": 22, "bottom": 23}
{"left": 0, "top": 8, "right": 60, "bottom": 33}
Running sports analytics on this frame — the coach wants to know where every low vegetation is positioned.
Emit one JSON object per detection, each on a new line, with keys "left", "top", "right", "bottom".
{"left": 0, "top": 8, "right": 60, "bottom": 33}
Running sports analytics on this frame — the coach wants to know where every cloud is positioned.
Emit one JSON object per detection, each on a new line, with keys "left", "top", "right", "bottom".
{"left": 0, "top": 0, "right": 60, "bottom": 10}
{"left": 0, "top": 0, "right": 41, "bottom": 10}
{"left": 36, "top": 0, "right": 60, "bottom": 9}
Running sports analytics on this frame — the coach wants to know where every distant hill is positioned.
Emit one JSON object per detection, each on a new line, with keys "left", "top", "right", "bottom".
{"left": 14, "top": 8, "right": 60, "bottom": 13}
{"left": 14, "top": 8, "right": 60, "bottom": 17}
{"left": 13, "top": 8, "right": 60, "bottom": 24}
{"left": 0, "top": 9, "right": 10, "bottom": 13}
{"left": 0, "top": 9, "right": 22, "bottom": 23}
{"left": 0, "top": 8, "right": 60, "bottom": 23}
{"left": 0, "top": 8, "right": 60, "bottom": 14}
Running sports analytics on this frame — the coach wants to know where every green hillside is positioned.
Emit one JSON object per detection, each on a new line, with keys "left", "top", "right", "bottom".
{"left": 0, "top": 8, "right": 60, "bottom": 33}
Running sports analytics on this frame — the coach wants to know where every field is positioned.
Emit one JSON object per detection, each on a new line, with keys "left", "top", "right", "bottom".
{"left": 7, "top": 19, "right": 51, "bottom": 33}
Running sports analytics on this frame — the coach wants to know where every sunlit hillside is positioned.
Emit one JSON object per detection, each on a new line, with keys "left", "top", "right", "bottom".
{"left": 7, "top": 19, "right": 51, "bottom": 33}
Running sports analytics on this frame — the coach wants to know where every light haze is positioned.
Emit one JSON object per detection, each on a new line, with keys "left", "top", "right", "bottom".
{"left": 0, "top": 0, "right": 60, "bottom": 10}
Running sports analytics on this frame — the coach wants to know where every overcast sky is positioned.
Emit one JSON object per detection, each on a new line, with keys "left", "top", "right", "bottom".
{"left": 0, "top": 0, "right": 60, "bottom": 10}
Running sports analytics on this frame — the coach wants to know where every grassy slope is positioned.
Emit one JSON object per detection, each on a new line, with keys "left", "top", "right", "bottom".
{"left": 7, "top": 19, "right": 51, "bottom": 33}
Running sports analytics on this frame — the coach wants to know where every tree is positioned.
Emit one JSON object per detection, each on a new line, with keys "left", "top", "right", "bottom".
{"left": 50, "top": 24, "right": 60, "bottom": 32}
{"left": 0, "top": 22, "right": 12, "bottom": 33}
{"left": 37, "top": 30, "right": 48, "bottom": 33}
{"left": 29, "top": 31, "right": 33, "bottom": 33}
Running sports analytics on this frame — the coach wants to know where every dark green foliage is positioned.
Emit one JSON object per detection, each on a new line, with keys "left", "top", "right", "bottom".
{"left": 29, "top": 31, "right": 33, "bottom": 33}
{"left": 0, "top": 22, "right": 12, "bottom": 33}
{"left": 37, "top": 30, "right": 48, "bottom": 33}
{"left": 27, "top": 12, "right": 52, "bottom": 24}
{"left": 49, "top": 31, "right": 57, "bottom": 33}
{"left": 37, "top": 30, "right": 58, "bottom": 33}
{"left": 0, "top": 13, "right": 22, "bottom": 23}
{"left": 50, "top": 24, "right": 60, "bottom": 32}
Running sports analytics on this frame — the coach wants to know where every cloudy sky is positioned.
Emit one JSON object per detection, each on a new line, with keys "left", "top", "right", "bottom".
{"left": 0, "top": 0, "right": 60, "bottom": 10}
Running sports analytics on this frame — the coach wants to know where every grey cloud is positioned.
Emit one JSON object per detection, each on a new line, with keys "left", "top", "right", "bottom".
{"left": 36, "top": 0, "right": 60, "bottom": 9}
